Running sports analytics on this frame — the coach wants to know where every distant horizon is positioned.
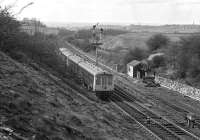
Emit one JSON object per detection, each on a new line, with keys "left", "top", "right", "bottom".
{"left": 43, "top": 21, "right": 200, "bottom": 28}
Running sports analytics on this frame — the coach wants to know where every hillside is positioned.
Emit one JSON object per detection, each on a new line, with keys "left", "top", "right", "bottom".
{"left": 101, "top": 32, "right": 190, "bottom": 51}
{"left": 126, "top": 24, "right": 200, "bottom": 33}
{"left": 0, "top": 51, "right": 152, "bottom": 140}
{"left": 94, "top": 32, "right": 189, "bottom": 72}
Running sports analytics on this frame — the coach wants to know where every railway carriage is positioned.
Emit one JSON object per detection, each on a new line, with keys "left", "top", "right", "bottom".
{"left": 59, "top": 48, "right": 114, "bottom": 98}
{"left": 68, "top": 55, "right": 82, "bottom": 74}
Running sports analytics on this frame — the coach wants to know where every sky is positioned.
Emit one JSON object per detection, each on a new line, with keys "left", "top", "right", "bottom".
{"left": 1, "top": 0, "right": 200, "bottom": 25}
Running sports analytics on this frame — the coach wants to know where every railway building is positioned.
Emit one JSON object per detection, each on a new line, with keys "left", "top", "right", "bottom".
{"left": 127, "top": 60, "right": 149, "bottom": 79}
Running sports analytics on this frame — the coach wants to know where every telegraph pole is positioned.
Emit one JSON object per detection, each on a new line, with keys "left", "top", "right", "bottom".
{"left": 91, "top": 23, "right": 103, "bottom": 66}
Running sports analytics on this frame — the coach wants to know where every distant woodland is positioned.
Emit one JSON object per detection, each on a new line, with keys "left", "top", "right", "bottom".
{"left": 0, "top": 7, "right": 67, "bottom": 75}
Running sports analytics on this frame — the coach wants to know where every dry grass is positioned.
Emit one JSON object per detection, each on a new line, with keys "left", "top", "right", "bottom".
{"left": 102, "top": 32, "right": 190, "bottom": 51}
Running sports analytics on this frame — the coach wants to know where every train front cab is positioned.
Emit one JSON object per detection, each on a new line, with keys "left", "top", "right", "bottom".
{"left": 94, "top": 73, "right": 114, "bottom": 99}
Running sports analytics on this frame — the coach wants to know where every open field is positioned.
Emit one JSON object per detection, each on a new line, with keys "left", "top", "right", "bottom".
{"left": 126, "top": 25, "right": 200, "bottom": 33}
{"left": 101, "top": 32, "right": 192, "bottom": 51}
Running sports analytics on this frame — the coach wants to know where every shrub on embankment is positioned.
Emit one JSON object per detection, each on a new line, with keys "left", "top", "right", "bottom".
{"left": 0, "top": 7, "right": 66, "bottom": 74}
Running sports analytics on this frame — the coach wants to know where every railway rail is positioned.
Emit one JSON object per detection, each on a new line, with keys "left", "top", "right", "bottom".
{"left": 150, "top": 94, "right": 200, "bottom": 130}
{"left": 64, "top": 42, "right": 200, "bottom": 139}
{"left": 111, "top": 94, "right": 181, "bottom": 140}
{"left": 112, "top": 86, "right": 199, "bottom": 140}
{"left": 117, "top": 77, "right": 200, "bottom": 133}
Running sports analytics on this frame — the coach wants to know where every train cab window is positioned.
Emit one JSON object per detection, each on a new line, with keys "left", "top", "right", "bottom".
{"left": 96, "top": 76, "right": 101, "bottom": 85}
{"left": 102, "top": 76, "right": 106, "bottom": 86}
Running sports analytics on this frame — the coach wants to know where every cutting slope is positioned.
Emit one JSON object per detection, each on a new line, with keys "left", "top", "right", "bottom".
{"left": 0, "top": 51, "right": 152, "bottom": 140}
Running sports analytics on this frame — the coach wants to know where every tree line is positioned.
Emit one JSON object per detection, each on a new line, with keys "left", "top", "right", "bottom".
{"left": 0, "top": 7, "right": 66, "bottom": 74}
{"left": 124, "top": 32, "right": 200, "bottom": 86}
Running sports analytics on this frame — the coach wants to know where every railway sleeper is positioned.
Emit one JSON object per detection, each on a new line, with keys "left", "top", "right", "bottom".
{"left": 148, "top": 116, "right": 162, "bottom": 120}
{"left": 175, "top": 122, "right": 187, "bottom": 128}
{"left": 164, "top": 124, "right": 180, "bottom": 130}
{"left": 174, "top": 132, "right": 186, "bottom": 135}
{"left": 146, "top": 122, "right": 158, "bottom": 126}
{"left": 135, "top": 117, "right": 146, "bottom": 121}
{"left": 147, "top": 124, "right": 183, "bottom": 138}
{"left": 163, "top": 125, "right": 185, "bottom": 135}
{"left": 166, "top": 127, "right": 184, "bottom": 133}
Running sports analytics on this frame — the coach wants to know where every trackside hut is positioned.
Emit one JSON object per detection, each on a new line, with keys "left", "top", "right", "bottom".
{"left": 127, "top": 60, "right": 149, "bottom": 79}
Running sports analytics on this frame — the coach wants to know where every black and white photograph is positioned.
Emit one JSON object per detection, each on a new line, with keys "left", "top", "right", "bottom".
{"left": 1, "top": 0, "right": 200, "bottom": 139}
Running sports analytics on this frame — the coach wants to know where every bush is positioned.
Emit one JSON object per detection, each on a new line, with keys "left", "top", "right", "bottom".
{"left": 146, "top": 34, "right": 170, "bottom": 51}
{"left": 165, "top": 35, "right": 200, "bottom": 81}
{"left": 0, "top": 6, "right": 71, "bottom": 81}
{"left": 0, "top": 7, "right": 20, "bottom": 52}
{"left": 151, "top": 55, "right": 166, "bottom": 68}
{"left": 123, "top": 47, "right": 147, "bottom": 65}
{"left": 176, "top": 35, "right": 200, "bottom": 78}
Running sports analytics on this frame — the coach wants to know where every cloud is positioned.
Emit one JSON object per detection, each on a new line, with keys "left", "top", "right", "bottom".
{"left": 4, "top": 0, "right": 199, "bottom": 24}
{"left": 121, "top": 0, "right": 200, "bottom": 5}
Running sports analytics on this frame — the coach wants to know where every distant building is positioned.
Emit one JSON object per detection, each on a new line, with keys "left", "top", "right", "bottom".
{"left": 127, "top": 60, "right": 149, "bottom": 79}
{"left": 20, "top": 18, "right": 59, "bottom": 36}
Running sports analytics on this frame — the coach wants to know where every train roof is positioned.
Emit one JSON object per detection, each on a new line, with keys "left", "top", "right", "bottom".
{"left": 60, "top": 48, "right": 82, "bottom": 63}
{"left": 59, "top": 48, "right": 112, "bottom": 76}
{"left": 68, "top": 55, "right": 83, "bottom": 63}
{"left": 59, "top": 48, "right": 73, "bottom": 57}
{"left": 79, "top": 60, "right": 109, "bottom": 75}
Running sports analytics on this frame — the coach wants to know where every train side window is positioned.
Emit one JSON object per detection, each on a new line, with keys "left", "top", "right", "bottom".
{"left": 108, "top": 76, "right": 112, "bottom": 85}
{"left": 96, "top": 76, "right": 101, "bottom": 85}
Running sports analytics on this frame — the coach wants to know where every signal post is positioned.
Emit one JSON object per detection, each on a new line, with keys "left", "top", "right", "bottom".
{"left": 91, "top": 23, "right": 104, "bottom": 66}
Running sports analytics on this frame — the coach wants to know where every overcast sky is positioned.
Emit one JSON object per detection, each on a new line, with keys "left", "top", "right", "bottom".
{"left": 1, "top": 0, "right": 200, "bottom": 25}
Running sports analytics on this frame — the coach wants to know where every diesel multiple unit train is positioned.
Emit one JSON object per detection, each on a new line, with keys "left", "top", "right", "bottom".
{"left": 59, "top": 48, "right": 114, "bottom": 98}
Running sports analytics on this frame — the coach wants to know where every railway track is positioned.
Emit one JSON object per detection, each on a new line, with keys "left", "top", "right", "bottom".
{"left": 117, "top": 78, "right": 200, "bottom": 132}
{"left": 144, "top": 94, "right": 200, "bottom": 130}
{"left": 111, "top": 86, "right": 200, "bottom": 140}
{"left": 65, "top": 42, "right": 200, "bottom": 139}
{"left": 152, "top": 95, "right": 200, "bottom": 130}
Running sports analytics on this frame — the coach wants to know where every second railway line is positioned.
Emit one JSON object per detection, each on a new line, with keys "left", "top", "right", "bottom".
{"left": 63, "top": 42, "right": 200, "bottom": 140}
{"left": 111, "top": 86, "right": 199, "bottom": 140}
{"left": 117, "top": 77, "right": 200, "bottom": 137}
